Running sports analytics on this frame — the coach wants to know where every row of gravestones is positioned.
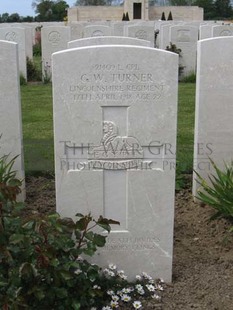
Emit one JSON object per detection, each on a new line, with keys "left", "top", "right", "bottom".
{"left": 1, "top": 21, "right": 233, "bottom": 79}
{"left": 1, "top": 35, "right": 233, "bottom": 282}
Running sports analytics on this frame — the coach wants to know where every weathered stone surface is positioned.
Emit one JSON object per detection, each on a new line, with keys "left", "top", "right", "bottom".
{"left": 52, "top": 45, "right": 178, "bottom": 281}
{"left": 0, "top": 27, "right": 27, "bottom": 79}
{"left": 193, "top": 37, "right": 233, "bottom": 197}
{"left": 0, "top": 40, "right": 25, "bottom": 198}
{"left": 68, "top": 36, "right": 152, "bottom": 48}
{"left": 41, "top": 26, "right": 70, "bottom": 77}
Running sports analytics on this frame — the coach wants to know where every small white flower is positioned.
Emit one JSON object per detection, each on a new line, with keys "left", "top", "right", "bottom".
{"left": 76, "top": 256, "right": 83, "bottom": 262}
{"left": 74, "top": 269, "right": 82, "bottom": 275}
{"left": 102, "top": 307, "right": 112, "bottom": 310}
{"left": 108, "top": 271, "right": 115, "bottom": 277}
{"left": 160, "top": 278, "right": 164, "bottom": 283}
{"left": 104, "top": 268, "right": 115, "bottom": 277}
{"left": 135, "top": 284, "right": 143, "bottom": 290}
{"left": 107, "top": 290, "right": 115, "bottom": 296}
{"left": 111, "top": 295, "right": 119, "bottom": 301}
{"left": 138, "top": 288, "right": 145, "bottom": 295}
{"left": 109, "top": 263, "right": 117, "bottom": 270}
{"left": 142, "top": 272, "right": 149, "bottom": 278}
{"left": 93, "top": 285, "right": 101, "bottom": 290}
{"left": 156, "top": 284, "right": 164, "bottom": 291}
{"left": 110, "top": 300, "right": 119, "bottom": 308}
{"left": 136, "top": 275, "right": 142, "bottom": 281}
{"left": 90, "top": 308, "right": 97, "bottom": 310}
{"left": 117, "top": 269, "right": 125, "bottom": 275}
{"left": 133, "top": 301, "right": 142, "bottom": 309}
{"left": 152, "top": 294, "right": 161, "bottom": 300}
{"left": 119, "top": 274, "right": 127, "bottom": 280}
{"left": 146, "top": 284, "right": 155, "bottom": 292}
{"left": 122, "top": 288, "right": 131, "bottom": 294}
{"left": 121, "top": 294, "right": 131, "bottom": 302}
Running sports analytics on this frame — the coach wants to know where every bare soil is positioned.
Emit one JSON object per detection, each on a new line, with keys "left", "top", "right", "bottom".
{"left": 25, "top": 176, "right": 233, "bottom": 310}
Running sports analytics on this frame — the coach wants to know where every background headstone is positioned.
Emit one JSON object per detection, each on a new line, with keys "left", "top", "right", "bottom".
{"left": 68, "top": 36, "right": 152, "bottom": 48}
{"left": 212, "top": 25, "right": 233, "bottom": 37}
{"left": 83, "top": 25, "right": 112, "bottom": 37}
{"left": 41, "top": 26, "right": 71, "bottom": 78}
{"left": 170, "top": 25, "right": 198, "bottom": 77}
{"left": 193, "top": 37, "right": 233, "bottom": 197}
{"left": 0, "top": 40, "right": 25, "bottom": 198}
{"left": 125, "top": 25, "right": 155, "bottom": 46}
{"left": 0, "top": 27, "right": 27, "bottom": 79}
{"left": 52, "top": 45, "right": 178, "bottom": 281}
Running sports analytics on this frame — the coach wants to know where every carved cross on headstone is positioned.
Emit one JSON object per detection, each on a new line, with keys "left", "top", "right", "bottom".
{"left": 62, "top": 106, "right": 164, "bottom": 231}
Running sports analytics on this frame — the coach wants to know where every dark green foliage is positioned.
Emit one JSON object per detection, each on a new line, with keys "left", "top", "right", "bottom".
{"left": 0, "top": 155, "right": 121, "bottom": 309}
{"left": 167, "top": 11, "right": 173, "bottom": 20}
{"left": 214, "top": 0, "right": 233, "bottom": 19}
{"left": 20, "top": 74, "right": 27, "bottom": 86}
{"left": 196, "top": 158, "right": 233, "bottom": 229}
{"left": 27, "top": 57, "right": 42, "bottom": 82}
{"left": 161, "top": 12, "right": 166, "bottom": 20}
{"left": 33, "top": 43, "right": 42, "bottom": 57}
{"left": 0, "top": 13, "right": 35, "bottom": 23}
{"left": 180, "top": 72, "right": 196, "bottom": 83}
{"left": 166, "top": 42, "right": 184, "bottom": 78}
{"left": 125, "top": 12, "right": 130, "bottom": 21}
{"left": 170, "top": 0, "right": 191, "bottom": 4}
{"left": 176, "top": 163, "right": 186, "bottom": 191}
{"left": 33, "top": 0, "right": 69, "bottom": 22}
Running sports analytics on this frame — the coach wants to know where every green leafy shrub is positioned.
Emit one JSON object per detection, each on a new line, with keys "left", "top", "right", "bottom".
{"left": 180, "top": 71, "right": 196, "bottom": 83}
{"left": 0, "top": 156, "right": 165, "bottom": 309}
{"left": 20, "top": 73, "right": 27, "bottom": 85}
{"left": 26, "top": 57, "right": 42, "bottom": 82}
{"left": 196, "top": 158, "right": 233, "bottom": 228}
{"left": 33, "top": 43, "right": 42, "bottom": 57}
{"left": 0, "top": 155, "right": 121, "bottom": 309}
{"left": 166, "top": 42, "right": 184, "bottom": 78}
{"left": 175, "top": 163, "right": 186, "bottom": 191}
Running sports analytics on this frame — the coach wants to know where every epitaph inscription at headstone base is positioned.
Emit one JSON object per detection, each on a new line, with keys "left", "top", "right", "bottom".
{"left": 52, "top": 45, "right": 178, "bottom": 281}
{"left": 0, "top": 40, "right": 25, "bottom": 199}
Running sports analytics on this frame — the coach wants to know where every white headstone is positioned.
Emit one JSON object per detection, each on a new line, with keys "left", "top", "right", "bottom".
{"left": 0, "top": 27, "right": 27, "bottom": 79}
{"left": 11, "top": 24, "right": 33, "bottom": 59}
{"left": 69, "top": 22, "right": 84, "bottom": 41}
{"left": 111, "top": 22, "right": 126, "bottom": 36}
{"left": 125, "top": 25, "right": 155, "bottom": 47}
{"left": 170, "top": 25, "right": 198, "bottom": 77}
{"left": 199, "top": 24, "right": 212, "bottom": 40}
{"left": 83, "top": 25, "right": 112, "bottom": 37}
{"left": 68, "top": 36, "right": 152, "bottom": 48}
{"left": 193, "top": 37, "right": 233, "bottom": 197}
{"left": 160, "top": 24, "right": 172, "bottom": 50}
{"left": 212, "top": 25, "right": 233, "bottom": 37}
{"left": 52, "top": 45, "right": 178, "bottom": 282}
{"left": 0, "top": 40, "right": 25, "bottom": 197}
{"left": 41, "top": 26, "right": 71, "bottom": 77}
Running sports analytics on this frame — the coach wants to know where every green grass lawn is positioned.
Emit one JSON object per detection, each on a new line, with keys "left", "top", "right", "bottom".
{"left": 20, "top": 82, "right": 196, "bottom": 175}
{"left": 21, "top": 84, "right": 54, "bottom": 174}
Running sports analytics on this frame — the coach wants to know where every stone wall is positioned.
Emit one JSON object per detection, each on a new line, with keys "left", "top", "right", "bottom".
{"left": 68, "top": 6, "right": 123, "bottom": 22}
{"left": 149, "top": 6, "right": 203, "bottom": 21}
{"left": 68, "top": 5, "right": 203, "bottom": 22}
